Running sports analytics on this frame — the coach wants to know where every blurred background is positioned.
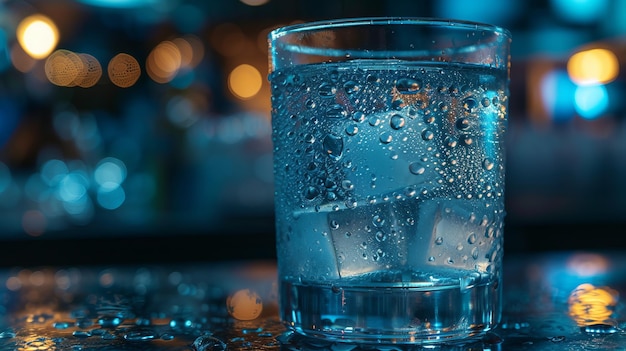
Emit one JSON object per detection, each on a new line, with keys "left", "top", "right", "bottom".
{"left": 0, "top": 0, "right": 624, "bottom": 266}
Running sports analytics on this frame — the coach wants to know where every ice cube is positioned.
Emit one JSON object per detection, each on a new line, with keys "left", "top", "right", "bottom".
{"left": 328, "top": 199, "right": 420, "bottom": 278}
{"left": 408, "top": 198, "right": 494, "bottom": 272}
{"left": 281, "top": 206, "right": 341, "bottom": 280}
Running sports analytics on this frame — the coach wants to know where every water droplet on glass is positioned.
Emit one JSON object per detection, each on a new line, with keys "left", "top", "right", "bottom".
{"left": 468, "top": 233, "right": 477, "bottom": 244}
{"left": 305, "top": 99, "right": 316, "bottom": 109}
{"left": 303, "top": 133, "right": 315, "bottom": 143}
{"left": 455, "top": 117, "right": 471, "bottom": 130}
{"left": 326, "top": 104, "right": 346, "bottom": 119}
{"left": 390, "top": 114, "right": 406, "bottom": 130}
{"left": 304, "top": 186, "right": 320, "bottom": 200}
{"left": 341, "top": 180, "right": 354, "bottom": 191}
{"left": 379, "top": 132, "right": 392, "bottom": 144}
{"left": 462, "top": 97, "right": 478, "bottom": 112}
{"left": 323, "top": 134, "right": 344, "bottom": 160}
{"left": 368, "top": 116, "right": 381, "bottom": 126}
{"left": 409, "top": 162, "right": 426, "bottom": 175}
{"left": 481, "top": 97, "right": 491, "bottom": 107}
{"left": 421, "top": 129, "right": 434, "bottom": 141}
{"left": 435, "top": 237, "right": 443, "bottom": 245}
{"left": 428, "top": 256, "right": 435, "bottom": 262}
{"left": 395, "top": 77, "right": 421, "bottom": 94}
{"left": 318, "top": 83, "right": 336, "bottom": 97}
{"left": 471, "top": 247, "right": 479, "bottom": 259}
{"left": 460, "top": 134, "right": 473, "bottom": 146}
{"left": 483, "top": 158, "right": 495, "bottom": 171}
{"left": 345, "top": 124, "right": 358, "bottom": 136}
{"left": 343, "top": 80, "right": 360, "bottom": 94}
{"left": 445, "top": 136, "right": 458, "bottom": 148}
{"left": 352, "top": 111, "right": 366, "bottom": 122}
{"left": 329, "top": 220, "right": 339, "bottom": 230}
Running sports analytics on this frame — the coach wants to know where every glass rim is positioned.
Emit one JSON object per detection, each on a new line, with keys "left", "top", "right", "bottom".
{"left": 269, "top": 16, "right": 512, "bottom": 41}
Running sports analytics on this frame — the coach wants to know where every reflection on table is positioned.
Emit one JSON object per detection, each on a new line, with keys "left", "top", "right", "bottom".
{"left": 0, "top": 251, "right": 625, "bottom": 350}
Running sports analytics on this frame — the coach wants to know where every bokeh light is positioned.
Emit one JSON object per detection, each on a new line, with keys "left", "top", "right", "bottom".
{"left": 540, "top": 69, "right": 577, "bottom": 123}
{"left": 568, "top": 283, "right": 619, "bottom": 327}
{"left": 146, "top": 41, "right": 182, "bottom": 84}
{"left": 574, "top": 84, "right": 609, "bottom": 119}
{"left": 16, "top": 14, "right": 59, "bottom": 59}
{"left": 567, "top": 48, "right": 619, "bottom": 86}
{"left": 44, "top": 50, "right": 103, "bottom": 87}
{"left": 107, "top": 53, "right": 141, "bottom": 88}
{"left": 228, "top": 64, "right": 262, "bottom": 100}
{"left": 226, "top": 289, "right": 263, "bottom": 320}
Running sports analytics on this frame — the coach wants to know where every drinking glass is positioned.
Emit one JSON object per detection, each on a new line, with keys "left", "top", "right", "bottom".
{"left": 268, "top": 17, "right": 511, "bottom": 344}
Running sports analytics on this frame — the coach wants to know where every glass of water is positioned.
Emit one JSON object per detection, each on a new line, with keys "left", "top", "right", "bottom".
{"left": 268, "top": 17, "right": 511, "bottom": 344}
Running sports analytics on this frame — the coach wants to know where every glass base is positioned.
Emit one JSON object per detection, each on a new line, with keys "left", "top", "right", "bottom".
{"left": 280, "top": 279, "right": 501, "bottom": 344}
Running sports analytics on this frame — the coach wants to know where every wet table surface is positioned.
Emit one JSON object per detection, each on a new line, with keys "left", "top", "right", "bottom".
{"left": 0, "top": 250, "right": 625, "bottom": 351}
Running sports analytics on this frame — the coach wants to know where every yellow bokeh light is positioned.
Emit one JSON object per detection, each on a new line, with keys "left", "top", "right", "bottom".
{"left": 146, "top": 41, "right": 181, "bottom": 84}
{"left": 16, "top": 14, "right": 59, "bottom": 59}
{"left": 568, "top": 283, "right": 619, "bottom": 327}
{"left": 228, "top": 64, "right": 262, "bottom": 100}
{"left": 226, "top": 289, "right": 263, "bottom": 320}
{"left": 567, "top": 48, "right": 619, "bottom": 86}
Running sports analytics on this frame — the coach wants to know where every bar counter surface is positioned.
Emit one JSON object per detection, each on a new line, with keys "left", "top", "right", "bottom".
{"left": 0, "top": 250, "right": 624, "bottom": 351}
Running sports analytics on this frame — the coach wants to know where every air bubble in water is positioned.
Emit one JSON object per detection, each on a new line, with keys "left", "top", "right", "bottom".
{"left": 372, "top": 215, "right": 385, "bottom": 227}
{"left": 375, "top": 231, "right": 387, "bottom": 242}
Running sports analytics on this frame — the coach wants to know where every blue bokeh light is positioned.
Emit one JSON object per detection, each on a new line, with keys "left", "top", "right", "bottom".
{"left": 574, "top": 84, "right": 609, "bottom": 120}
{"left": 540, "top": 70, "right": 577, "bottom": 123}
{"left": 550, "top": 0, "right": 608, "bottom": 24}
{"left": 94, "top": 157, "right": 127, "bottom": 190}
